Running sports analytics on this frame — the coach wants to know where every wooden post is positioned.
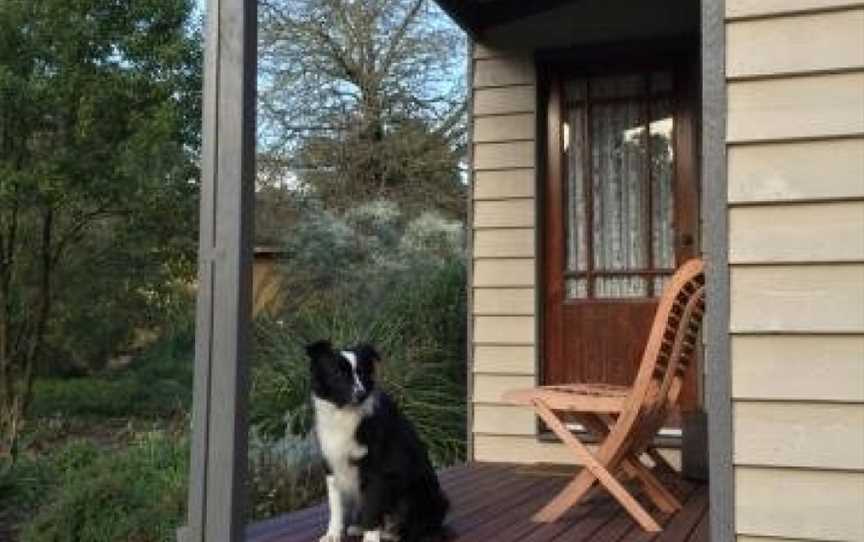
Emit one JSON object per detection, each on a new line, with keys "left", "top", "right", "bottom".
{"left": 701, "top": 0, "right": 735, "bottom": 540}
{"left": 180, "top": 0, "right": 257, "bottom": 540}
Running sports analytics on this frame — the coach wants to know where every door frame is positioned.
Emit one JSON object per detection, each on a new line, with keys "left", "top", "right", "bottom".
{"left": 536, "top": 45, "right": 701, "bottom": 401}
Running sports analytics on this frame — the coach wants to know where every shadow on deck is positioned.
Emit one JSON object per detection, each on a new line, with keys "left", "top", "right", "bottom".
{"left": 247, "top": 462, "right": 709, "bottom": 542}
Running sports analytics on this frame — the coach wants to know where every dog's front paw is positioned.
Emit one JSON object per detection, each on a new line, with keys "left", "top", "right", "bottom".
{"left": 318, "top": 534, "right": 344, "bottom": 542}
{"left": 362, "top": 531, "right": 382, "bottom": 542}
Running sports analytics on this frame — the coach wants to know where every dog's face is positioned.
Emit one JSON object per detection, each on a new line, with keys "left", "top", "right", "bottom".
{"left": 306, "top": 340, "right": 380, "bottom": 407}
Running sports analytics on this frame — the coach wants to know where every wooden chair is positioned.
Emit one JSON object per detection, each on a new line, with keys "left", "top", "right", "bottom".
{"left": 502, "top": 258, "right": 706, "bottom": 532}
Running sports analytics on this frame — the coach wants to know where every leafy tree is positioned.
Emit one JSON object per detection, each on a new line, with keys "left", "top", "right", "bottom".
{"left": 258, "top": 0, "right": 467, "bottom": 218}
{"left": 0, "top": 0, "right": 201, "bottom": 460}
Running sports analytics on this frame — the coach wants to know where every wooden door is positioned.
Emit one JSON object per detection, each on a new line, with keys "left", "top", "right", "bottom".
{"left": 542, "top": 61, "right": 701, "bottom": 410}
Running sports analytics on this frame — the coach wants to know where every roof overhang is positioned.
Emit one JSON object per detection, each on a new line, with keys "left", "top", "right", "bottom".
{"left": 434, "top": 0, "right": 578, "bottom": 38}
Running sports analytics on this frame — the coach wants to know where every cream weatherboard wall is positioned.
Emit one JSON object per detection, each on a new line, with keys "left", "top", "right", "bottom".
{"left": 467, "top": 46, "right": 687, "bottom": 467}
{"left": 469, "top": 45, "right": 552, "bottom": 463}
{"left": 725, "top": 1, "right": 864, "bottom": 541}
{"left": 468, "top": 6, "right": 864, "bottom": 538}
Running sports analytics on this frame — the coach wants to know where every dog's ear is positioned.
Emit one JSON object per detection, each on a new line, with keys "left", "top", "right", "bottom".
{"left": 355, "top": 343, "right": 381, "bottom": 364}
{"left": 305, "top": 339, "right": 333, "bottom": 361}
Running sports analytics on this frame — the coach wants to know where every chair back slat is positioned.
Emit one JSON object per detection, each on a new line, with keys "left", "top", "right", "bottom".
{"left": 616, "top": 259, "right": 706, "bottom": 458}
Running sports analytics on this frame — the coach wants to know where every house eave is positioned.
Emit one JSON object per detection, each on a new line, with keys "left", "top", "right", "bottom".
{"left": 434, "top": 0, "right": 578, "bottom": 38}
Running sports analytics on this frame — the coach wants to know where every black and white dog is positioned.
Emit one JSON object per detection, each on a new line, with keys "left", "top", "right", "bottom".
{"left": 306, "top": 340, "right": 449, "bottom": 542}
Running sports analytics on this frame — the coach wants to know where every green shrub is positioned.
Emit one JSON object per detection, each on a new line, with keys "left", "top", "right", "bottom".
{"left": 28, "top": 333, "right": 194, "bottom": 420}
{"left": 0, "top": 440, "right": 103, "bottom": 536}
{"left": 6, "top": 429, "right": 326, "bottom": 537}
{"left": 252, "top": 257, "right": 467, "bottom": 466}
{"left": 20, "top": 433, "right": 188, "bottom": 542}
{"left": 247, "top": 431, "right": 327, "bottom": 521}
{"left": 249, "top": 200, "right": 467, "bottom": 467}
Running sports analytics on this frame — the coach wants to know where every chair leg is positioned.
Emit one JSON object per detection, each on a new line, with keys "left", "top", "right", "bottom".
{"left": 647, "top": 447, "right": 679, "bottom": 476}
{"left": 647, "top": 448, "right": 687, "bottom": 494}
{"left": 530, "top": 400, "right": 662, "bottom": 532}
{"left": 533, "top": 467, "right": 596, "bottom": 522}
{"left": 622, "top": 456, "right": 682, "bottom": 513}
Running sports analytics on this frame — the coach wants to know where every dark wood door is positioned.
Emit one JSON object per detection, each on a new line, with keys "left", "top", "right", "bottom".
{"left": 542, "top": 62, "right": 700, "bottom": 410}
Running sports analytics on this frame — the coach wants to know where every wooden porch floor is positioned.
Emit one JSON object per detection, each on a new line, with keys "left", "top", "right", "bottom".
{"left": 247, "top": 462, "right": 708, "bottom": 542}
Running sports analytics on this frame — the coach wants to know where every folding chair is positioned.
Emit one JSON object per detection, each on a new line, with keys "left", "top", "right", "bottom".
{"left": 503, "top": 259, "right": 706, "bottom": 532}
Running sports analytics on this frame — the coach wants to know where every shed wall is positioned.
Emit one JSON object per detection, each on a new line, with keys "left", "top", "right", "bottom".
{"left": 466, "top": 11, "right": 864, "bottom": 531}
{"left": 725, "top": 1, "right": 864, "bottom": 540}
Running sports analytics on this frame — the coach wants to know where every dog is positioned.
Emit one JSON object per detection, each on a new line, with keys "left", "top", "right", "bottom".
{"left": 306, "top": 340, "right": 450, "bottom": 542}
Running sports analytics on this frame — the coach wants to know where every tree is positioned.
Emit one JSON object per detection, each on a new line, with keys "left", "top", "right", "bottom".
{"left": 0, "top": 0, "right": 201, "bottom": 460}
{"left": 258, "top": 0, "right": 467, "bottom": 217}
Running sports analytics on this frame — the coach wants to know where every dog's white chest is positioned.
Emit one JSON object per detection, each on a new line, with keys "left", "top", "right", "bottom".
{"left": 313, "top": 397, "right": 371, "bottom": 496}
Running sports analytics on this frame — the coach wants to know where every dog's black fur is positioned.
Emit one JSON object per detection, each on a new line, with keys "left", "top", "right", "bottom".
{"left": 307, "top": 340, "right": 449, "bottom": 542}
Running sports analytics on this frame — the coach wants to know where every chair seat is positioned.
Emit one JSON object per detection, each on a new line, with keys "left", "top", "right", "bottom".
{"left": 502, "top": 383, "right": 632, "bottom": 413}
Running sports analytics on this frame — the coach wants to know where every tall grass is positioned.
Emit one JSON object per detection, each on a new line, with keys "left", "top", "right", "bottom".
{"left": 250, "top": 201, "right": 468, "bottom": 468}
{"left": 251, "top": 258, "right": 467, "bottom": 467}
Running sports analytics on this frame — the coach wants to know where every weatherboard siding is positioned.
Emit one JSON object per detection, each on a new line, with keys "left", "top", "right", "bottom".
{"left": 726, "top": 3, "right": 864, "bottom": 540}
{"left": 469, "top": 47, "right": 543, "bottom": 461}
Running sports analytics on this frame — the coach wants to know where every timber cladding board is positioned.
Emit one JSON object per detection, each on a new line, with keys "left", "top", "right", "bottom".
{"left": 473, "top": 43, "right": 536, "bottom": 61}
{"left": 728, "top": 138, "right": 864, "bottom": 203}
{"left": 473, "top": 113, "right": 535, "bottom": 143}
{"left": 474, "top": 199, "right": 535, "bottom": 228}
{"left": 473, "top": 345, "right": 535, "bottom": 375}
{"left": 473, "top": 86, "right": 536, "bottom": 115}
{"left": 726, "top": 0, "right": 864, "bottom": 19}
{"left": 473, "top": 434, "right": 683, "bottom": 469}
{"left": 733, "top": 402, "right": 864, "bottom": 470}
{"left": 474, "top": 141, "right": 535, "bottom": 169}
{"left": 472, "top": 404, "right": 536, "bottom": 435}
{"left": 729, "top": 264, "right": 864, "bottom": 333}
{"left": 473, "top": 287, "right": 535, "bottom": 315}
{"left": 735, "top": 467, "right": 864, "bottom": 540}
{"left": 473, "top": 258, "right": 535, "bottom": 287}
{"left": 473, "top": 42, "right": 506, "bottom": 60}
{"left": 474, "top": 434, "right": 582, "bottom": 464}
{"left": 726, "top": 72, "right": 864, "bottom": 142}
{"left": 473, "top": 228, "right": 535, "bottom": 257}
{"left": 473, "top": 373, "right": 536, "bottom": 403}
{"left": 732, "top": 335, "right": 864, "bottom": 402}
{"left": 726, "top": 9, "right": 864, "bottom": 78}
{"left": 473, "top": 169, "right": 536, "bottom": 200}
{"left": 729, "top": 201, "right": 864, "bottom": 263}
{"left": 473, "top": 316, "right": 535, "bottom": 344}
{"left": 473, "top": 57, "right": 535, "bottom": 88}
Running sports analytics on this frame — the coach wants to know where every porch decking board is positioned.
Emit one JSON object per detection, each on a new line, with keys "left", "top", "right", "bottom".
{"left": 246, "top": 463, "right": 708, "bottom": 542}
{"left": 248, "top": 466, "right": 483, "bottom": 542}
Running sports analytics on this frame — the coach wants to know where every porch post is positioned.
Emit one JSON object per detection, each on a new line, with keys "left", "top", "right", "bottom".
{"left": 181, "top": 0, "right": 257, "bottom": 540}
{"left": 702, "top": 0, "right": 735, "bottom": 540}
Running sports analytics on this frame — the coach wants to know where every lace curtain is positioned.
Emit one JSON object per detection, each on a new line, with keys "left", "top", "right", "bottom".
{"left": 564, "top": 73, "right": 676, "bottom": 299}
